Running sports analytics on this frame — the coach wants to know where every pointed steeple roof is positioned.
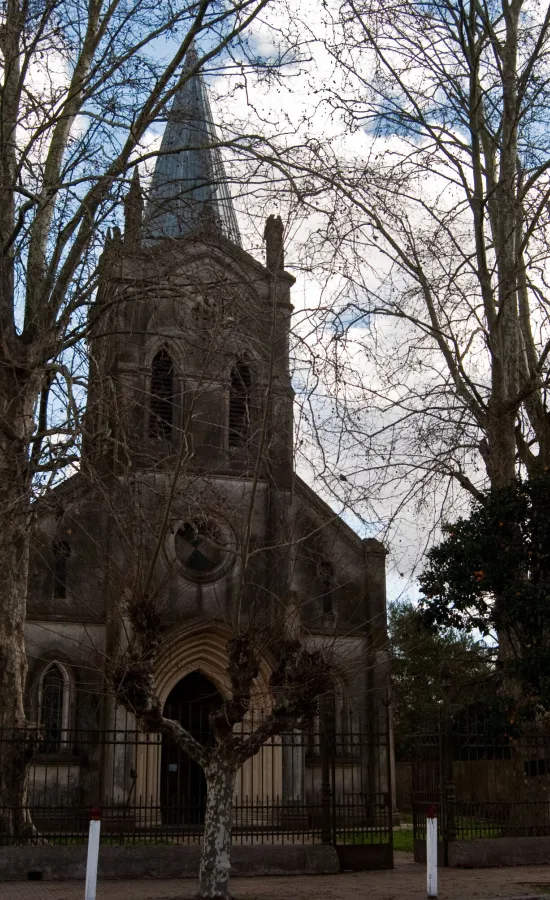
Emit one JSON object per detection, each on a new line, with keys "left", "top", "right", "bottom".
{"left": 143, "top": 46, "right": 241, "bottom": 246}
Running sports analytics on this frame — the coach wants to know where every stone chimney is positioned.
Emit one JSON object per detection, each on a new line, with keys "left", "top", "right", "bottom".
{"left": 264, "top": 214, "right": 284, "bottom": 272}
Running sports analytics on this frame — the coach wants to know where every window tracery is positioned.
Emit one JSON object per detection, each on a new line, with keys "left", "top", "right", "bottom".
{"left": 38, "top": 662, "right": 73, "bottom": 752}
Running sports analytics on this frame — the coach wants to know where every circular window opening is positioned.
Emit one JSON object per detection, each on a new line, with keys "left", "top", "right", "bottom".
{"left": 174, "top": 519, "right": 230, "bottom": 579}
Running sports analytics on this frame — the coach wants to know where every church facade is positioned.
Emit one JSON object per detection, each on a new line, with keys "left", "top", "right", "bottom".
{"left": 24, "top": 51, "right": 391, "bottom": 829}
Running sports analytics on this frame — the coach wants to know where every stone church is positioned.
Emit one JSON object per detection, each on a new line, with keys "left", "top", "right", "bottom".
{"left": 24, "top": 49, "right": 390, "bottom": 828}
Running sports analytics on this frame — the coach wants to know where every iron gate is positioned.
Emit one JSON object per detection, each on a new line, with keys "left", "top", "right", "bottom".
{"left": 320, "top": 710, "right": 394, "bottom": 870}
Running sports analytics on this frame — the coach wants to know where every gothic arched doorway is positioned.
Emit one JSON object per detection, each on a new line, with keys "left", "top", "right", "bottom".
{"left": 160, "top": 671, "right": 223, "bottom": 825}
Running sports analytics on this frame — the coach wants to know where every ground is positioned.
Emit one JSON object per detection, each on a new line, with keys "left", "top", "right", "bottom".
{"left": 3, "top": 854, "right": 550, "bottom": 899}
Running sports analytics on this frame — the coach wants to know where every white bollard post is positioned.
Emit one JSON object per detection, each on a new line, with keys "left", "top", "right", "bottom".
{"left": 85, "top": 807, "right": 101, "bottom": 900}
{"left": 426, "top": 804, "right": 438, "bottom": 898}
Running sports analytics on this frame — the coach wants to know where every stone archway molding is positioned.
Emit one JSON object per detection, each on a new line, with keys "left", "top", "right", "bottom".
{"left": 155, "top": 621, "right": 274, "bottom": 715}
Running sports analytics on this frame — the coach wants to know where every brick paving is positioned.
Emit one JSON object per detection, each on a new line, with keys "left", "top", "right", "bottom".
{"left": 1, "top": 854, "right": 550, "bottom": 900}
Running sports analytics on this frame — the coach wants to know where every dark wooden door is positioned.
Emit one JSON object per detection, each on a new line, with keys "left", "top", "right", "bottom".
{"left": 160, "top": 671, "right": 222, "bottom": 825}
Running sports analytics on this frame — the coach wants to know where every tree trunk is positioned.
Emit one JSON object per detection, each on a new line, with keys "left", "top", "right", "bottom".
{"left": 0, "top": 370, "right": 41, "bottom": 839}
{"left": 0, "top": 724, "right": 41, "bottom": 840}
{"left": 0, "top": 489, "right": 40, "bottom": 840}
{"left": 197, "top": 762, "right": 236, "bottom": 900}
{"left": 483, "top": 407, "right": 518, "bottom": 490}
{"left": 0, "top": 490, "right": 30, "bottom": 730}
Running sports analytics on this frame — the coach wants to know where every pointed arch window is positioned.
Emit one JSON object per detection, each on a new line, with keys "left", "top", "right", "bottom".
{"left": 150, "top": 349, "right": 174, "bottom": 438}
{"left": 229, "top": 361, "right": 251, "bottom": 447}
{"left": 39, "top": 662, "right": 72, "bottom": 752}
{"left": 53, "top": 540, "right": 70, "bottom": 599}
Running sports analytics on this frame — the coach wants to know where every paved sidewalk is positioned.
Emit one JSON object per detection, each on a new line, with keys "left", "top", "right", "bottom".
{"left": 1, "top": 854, "right": 550, "bottom": 900}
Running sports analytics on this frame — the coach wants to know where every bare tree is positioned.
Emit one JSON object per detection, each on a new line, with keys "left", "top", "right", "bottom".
{"left": 290, "top": 0, "right": 550, "bottom": 557}
{"left": 112, "top": 601, "right": 332, "bottom": 899}
{"left": 0, "top": 0, "right": 303, "bottom": 837}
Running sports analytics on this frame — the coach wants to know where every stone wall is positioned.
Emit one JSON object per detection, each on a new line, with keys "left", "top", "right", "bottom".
{"left": 448, "top": 836, "right": 550, "bottom": 867}
{"left": 415, "top": 836, "right": 550, "bottom": 867}
{"left": 0, "top": 843, "right": 339, "bottom": 881}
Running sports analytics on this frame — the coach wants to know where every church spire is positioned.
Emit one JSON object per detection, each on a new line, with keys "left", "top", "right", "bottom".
{"left": 143, "top": 46, "right": 242, "bottom": 246}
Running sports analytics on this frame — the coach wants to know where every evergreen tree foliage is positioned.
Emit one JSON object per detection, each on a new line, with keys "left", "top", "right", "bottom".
{"left": 420, "top": 476, "right": 550, "bottom": 709}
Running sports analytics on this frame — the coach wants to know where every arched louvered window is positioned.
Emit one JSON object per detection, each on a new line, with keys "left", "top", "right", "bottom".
{"left": 229, "top": 361, "right": 251, "bottom": 447}
{"left": 150, "top": 349, "right": 174, "bottom": 438}
{"left": 53, "top": 540, "right": 70, "bottom": 599}
{"left": 39, "top": 663, "right": 72, "bottom": 752}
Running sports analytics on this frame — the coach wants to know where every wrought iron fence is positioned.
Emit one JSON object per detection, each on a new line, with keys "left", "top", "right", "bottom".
{"left": 0, "top": 709, "right": 393, "bottom": 859}
{"left": 409, "top": 721, "right": 550, "bottom": 862}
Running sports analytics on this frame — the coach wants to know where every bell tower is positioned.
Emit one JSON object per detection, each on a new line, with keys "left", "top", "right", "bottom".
{"left": 84, "top": 49, "right": 295, "bottom": 489}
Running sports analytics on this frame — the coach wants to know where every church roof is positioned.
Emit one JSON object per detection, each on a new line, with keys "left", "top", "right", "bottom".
{"left": 143, "top": 47, "right": 242, "bottom": 246}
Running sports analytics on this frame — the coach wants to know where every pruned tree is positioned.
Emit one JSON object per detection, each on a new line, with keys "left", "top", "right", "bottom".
{"left": 112, "top": 613, "right": 331, "bottom": 899}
